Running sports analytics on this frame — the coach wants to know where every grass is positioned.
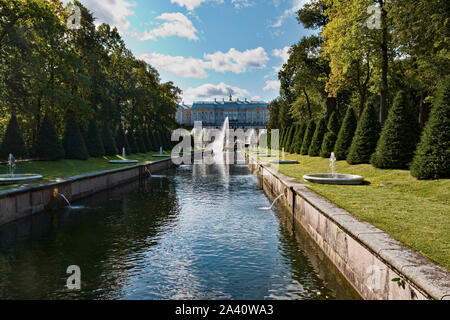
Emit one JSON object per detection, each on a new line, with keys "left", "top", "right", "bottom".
{"left": 255, "top": 151, "right": 450, "bottom": 270}
{"left": 0, "top": 152, "right": 171, "bottom": 191}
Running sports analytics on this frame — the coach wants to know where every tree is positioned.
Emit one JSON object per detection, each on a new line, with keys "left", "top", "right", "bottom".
{"left": 347, "top": 103, "right": 380, "bottom": 164}
{"left": 142, "top": 130, "right": 152, "bottom": 153}
{"left": 371, "top": 91, "right": 421, "bottom": 169}
{"left": 309, "top": 118, "right": 327, "bottom": 156}
{"left": 320, "top": 112, "right": 340, "bottom": 158}
{"left": 334, "top": 108, "right": 357, "bottom": 160}
{"left": 101, "top": 125, "right": 118, "bottom": 156}
{"left": 292, "top": 123, "right": 306, "bottom": 154}
{"left": 0, "top": 114, "right": 29, "bottom": 159}
{"left": 85, "top": 119, "right": 105, "bottom": 158}
{"left": 410, "top": 79, "right": 450, "bottom": 179}
{"left": 301, "top": 120, "right": 316, "bottom": 155}
{"left": 284, "top": 126, "right": 296, "bottom": 152}
{"left": 63, "top": 113, "right": 89, "bottom": 160}
{"left": 288, "top": 126, "right": 300, "bottom": 153}
{"left": 35, "top": 114, "right": 64, "bottom": 160}
{"left": 135, "top": 131, "right": 146, "bottom": 153}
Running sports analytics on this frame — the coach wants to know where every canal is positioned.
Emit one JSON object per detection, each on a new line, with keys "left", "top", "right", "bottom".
{"left": 0, "top": 163, "right": 360, "bottom": 300}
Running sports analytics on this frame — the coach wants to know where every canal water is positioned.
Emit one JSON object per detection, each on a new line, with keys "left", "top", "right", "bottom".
{"left": 0, "top": 164, "right": 360, "bottom": 300}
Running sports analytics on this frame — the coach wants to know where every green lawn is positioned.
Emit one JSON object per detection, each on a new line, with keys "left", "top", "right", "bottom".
{"left": 256, "top": 151, "right": 450, "bottom": 270}
{"left": 0, "top": 152, "right": 171, "bottom": 191}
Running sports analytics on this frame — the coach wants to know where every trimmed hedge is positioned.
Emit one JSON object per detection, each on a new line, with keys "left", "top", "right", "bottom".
{"left": 63, "top": 113, "right": 89, "bottom": 160}
{"left": 85, "top": 119, "right": 105, "bottom": 158}
{"left": 291, "top": 123, "right": 306, "bottom": 154}
{"left": 347, "top": 103, "right": 380, "bottom": 164}
{"left": 284, "top": 126, "right": 295, "bottom": 152}
{"left": 309, "top": 118, "right": 327, "bottom": 157}
{"left": 334, "top": 108, "right": 357, "bottom": 160}
{"left": 101, "top": 125, "right": 118, "bottom": 156}
{"left": 371, "top": 91, "right": 421, "bottom": 169}
{"left": 127, "top": 131, "right": 139, "bottom": 154}
{"left": 320, "top": 112, "right": 341, "bottom": 158}
{"left": 36, "top": 114, "right": 64, "bottom": 161}
{"left": 411, "top": 79, "right": 450, "bottom": 179}
{"left": 301, "top": 120, "right": 316, "bottom": 155}
{"left": 0, "top": 114, "right": 29, "bottom": 160}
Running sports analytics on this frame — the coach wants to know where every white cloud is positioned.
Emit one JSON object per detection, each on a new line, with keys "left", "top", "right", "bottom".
{"left": 182, "top": 82, "right": 250, "bottom": 104}
{"left": 170, "top": 0, "right": 219, "bottom": 11}
{"left": 252, "top": 95, "right": 262, "bottom": 101}
{"left": 63, "top": 0, "right": 135, "bottom": 33}
{"left": 204, "top": 47, "right": 269, "bottom": 73}
{"left": 272, "top": 46, "right": 291, "bottom": 72}
{"left": 231, "top": 0, "right": 255, "bottom": 8}
{"left": 133, "top": 13, "right": 198, "bottom": 41}
{"left": 272, "top": 0, "right": 310, "bottom": 28}
{"left": 263, "top": 80, "right": 280, "bottom": 91}
{"left": 140, "top": 47, "right": 269, "bottom": 78}
{"left": 140, "top": 53, "right": 209, "bottom": 78}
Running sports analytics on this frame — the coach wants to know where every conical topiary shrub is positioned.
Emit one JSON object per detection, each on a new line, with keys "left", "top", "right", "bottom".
{"left": 309, "top": 118, "right": 327, "bottom": 157}
{"left": 371, "top": 91, "right": 421, "bottom": 169}
{"left": 85, "top": 119, "right": 105, "bottom": 158}
{"left": 411, "top": 79, "right": 450, "bottom": 179}
{"left": 334, "top": 108, "right": 357, "bottom": 160}
{"left": 115, "top": 125, "right": 130, "bottom": 155}
{"left": 63, "top": 113, "right": 89, "bottom": 160}
{"left": 281, "top": 128, "right": 289, "bottom": 149}
{"left": 142, "top": 131, "right": 152, "bottom": 153}
{"left": 347, "top": 103, "right": 380, "bottom": 164}
{"left": 0, "top": 114, "right": 29, "bottom": 160}
{"left": 135, "top": 131, "right": 146, "bottom": 153}
{"left": 101, "top": 125, "right": 118, "bottom": 156}
{"left": 288, "top": 126, "right": 299, "bottom": 153}
{"left": 156, "top": 131, "right": 164, "bottom": 151}
{"left": 301, "top": 121, "right": 316, "bottom": 155}
{"left": 320, "top": 112, "right": 341, "bottom": 158}
{"left": 284, "top": 126, "right": 295, "bottom": 153}
{"left": 36, "top": 114, "right": 64, "bottom": 161}
{"left": 127, "top": 131, "right": 138, "bottom": 154}
{"left": 291, "top": 123, "right": 306, "bottom": 154}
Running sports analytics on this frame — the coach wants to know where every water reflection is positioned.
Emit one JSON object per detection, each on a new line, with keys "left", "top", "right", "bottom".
{"left": 0, "top": 164, "right": 359, "bottom": 300}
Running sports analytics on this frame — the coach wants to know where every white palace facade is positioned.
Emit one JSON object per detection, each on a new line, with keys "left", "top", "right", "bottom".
{"left": 176, "top": 96, "right": 269, "bottom": 129}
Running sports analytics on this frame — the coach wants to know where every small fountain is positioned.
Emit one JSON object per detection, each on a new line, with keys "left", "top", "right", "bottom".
{"left": 109, "top": 148, "right": 139, "bottom": 164}
{"left": 269, "top": 147, "right": 299, "bottom": 164}
{"left": 153, "top": 146, "right": 170, "bottom": 158}
{"left": 259, "top": 193, "right": 285, "bottom": 210}
{"left": 303, "top": 152, "right": 364, "bottom": 185}
{"left": 0, "top": 154, "right": 43, "bottom": 185}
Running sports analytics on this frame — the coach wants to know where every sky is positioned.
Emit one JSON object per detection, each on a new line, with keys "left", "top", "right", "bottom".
{"left": 67, "top": 0, "right": 313, "bottom": 105}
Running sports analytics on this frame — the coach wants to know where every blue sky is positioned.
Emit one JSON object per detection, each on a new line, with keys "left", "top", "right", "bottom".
{"left": 69, "top": 0, "right": 313, "bottom": 104}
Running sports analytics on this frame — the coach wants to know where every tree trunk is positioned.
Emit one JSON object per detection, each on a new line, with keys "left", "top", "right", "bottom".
{"left": 379, "top": 0, "right": 388, "bottom": 125}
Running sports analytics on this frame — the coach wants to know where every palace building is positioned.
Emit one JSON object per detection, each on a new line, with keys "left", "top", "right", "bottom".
{"left": 176, "top": 96, "right": 269, "bottom": 129}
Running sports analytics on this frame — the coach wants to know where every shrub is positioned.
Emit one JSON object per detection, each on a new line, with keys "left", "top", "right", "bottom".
{"left": 371, "top": 91, "right": 421, "bottom": 169}
{"left": 309, "top": 118, "right": 327, "bottom": 157}
{"left": 115, "top": 125, "right": 130, "bottom": 155}
{"left": 63, "top": 113, "right": 89, "bottom": 160}
{"left": 347, "top": 103, "right": 380, "bottom": 164}
{"left": 135, "top": 131, "right": 146, "bottom": 153}
{"left": 287, "top": 126, "right": 299, "bottom": 153}
{"left": 101, "top": 125, "right": 118, "bottom": 156}
{"left": 320, "top": 112, "right": 341, "bottom": 158}
{"left": 127, "top": 131, "right": 138, "bottom": 154}
{"left": 291, "top": 123, "right": 306, "bottom": 154}
{"left": 301, "top": 121, "right": 316, "bottom": 155}
{"left": 0, "top": 114, "right": 29, "bottom": 160}
{"left": 284, "top": 126, "right": 295, "bottom": 152}
{"left": 142, "top": 130, "right": 152, "bottom": 152}
{"left": 334, "top": 108, "right": 357, "bottom": 160}
{"left": 85, "top": 119, "right": 105, "bottom": 158}
{"left": 411, "top": 79, "right": 450, "bottom": 179}
{"left": 35, "top": 114, "right": 64, "bottom": 161}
